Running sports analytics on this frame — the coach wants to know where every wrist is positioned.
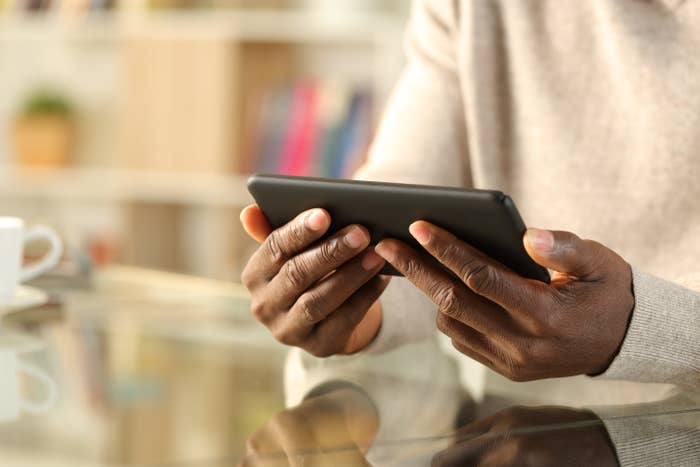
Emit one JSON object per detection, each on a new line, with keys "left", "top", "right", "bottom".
{"left": 589, "top": 262, "right": 635, "bottom": 376}
{"left": 343, "top": 299, "right": 383, "bottom": 354}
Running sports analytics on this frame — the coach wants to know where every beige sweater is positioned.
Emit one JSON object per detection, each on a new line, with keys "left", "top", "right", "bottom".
{"left": 285, "top": 0, "right": 700, "bottom": 464}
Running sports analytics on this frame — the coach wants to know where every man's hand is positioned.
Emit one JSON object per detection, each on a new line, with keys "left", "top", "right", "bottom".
{"left": 240, "top": 205, "right": 390, "bottom": 357}
{"left": 239, "top": 388, "right": 377, "bottom": 467}
{"left": 432, "top": 405, "right": 619, "bottom": 467}
{"left": 374, "top": 222, "right": 634, "bottom": 380}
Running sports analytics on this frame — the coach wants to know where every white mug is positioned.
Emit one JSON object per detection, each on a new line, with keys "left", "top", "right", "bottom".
{"left": 0, "top": 217, "right": 62, "bottom": 304}
{"left": 0, "top": 346, "right": 58, "bottom": 424}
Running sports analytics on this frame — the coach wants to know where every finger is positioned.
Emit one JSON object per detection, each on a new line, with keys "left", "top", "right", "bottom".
{"left": 315, "top": 447, "right": 372, "bottom": 467}
{"left": 433, "top": 431, "right": 507, "bottom": 467}
{"left": 269, "top": 413, "right": 323, "bottom": 467}
{"left": 245, "top": 427, "right": 289, "bottom": 467}
{"left": 374, "top": 239, "right": 511, "bottom": 335}
{"left": 267, "top": 225, "right": 372, "bottom": 306}
{"left": 409, "top": 221, "right": 548, "bottom": 314}
{"left": 308, "top": 276, "right": 391, "bottom": 357}
{"left": 451, "top": 338, "right": 497, "bottom": 372}
{"left": 437, "top": 313, "right": 504, "bottom": 367}
{"left": 432, "top": 439, "right": 487, "bottom": 467}
{"left": 281, "top": 250, "right": 386, "bottom": 339}
{"left": 524, "top": 228, "right": 611, "bottom": 281}
{"left": 240, "top": 204, "right": 273, "bottom": 243}
{"left": 243, "top": 208, "right": 331, "bottom": 287}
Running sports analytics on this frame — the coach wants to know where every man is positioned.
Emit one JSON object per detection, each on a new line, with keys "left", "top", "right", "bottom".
{"left": 240, "top": 0, "right": 700, "bottom": 403}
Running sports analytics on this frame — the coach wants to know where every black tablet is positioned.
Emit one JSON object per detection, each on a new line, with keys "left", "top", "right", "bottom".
{"left": 247, "top": 174, "right": 550, "bottom": 283}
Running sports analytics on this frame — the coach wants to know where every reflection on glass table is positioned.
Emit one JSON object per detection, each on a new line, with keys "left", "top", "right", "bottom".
{"left": 0, "top": 266, "right": 698, "bottom": 466}
{"left": 241, "top": 392, "right": 700, "bottom": 466}
{"left": 240, "top": 376, "right": 700, "bottom": 466}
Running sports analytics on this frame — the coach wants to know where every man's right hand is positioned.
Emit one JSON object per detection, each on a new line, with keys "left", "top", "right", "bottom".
{"left": 240, "top": 205, "right": 390, "bottom": 357}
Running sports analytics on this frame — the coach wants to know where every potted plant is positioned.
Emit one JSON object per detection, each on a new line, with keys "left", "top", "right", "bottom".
{"left": 12, "top": 88, "right": 76, "bottom": 168}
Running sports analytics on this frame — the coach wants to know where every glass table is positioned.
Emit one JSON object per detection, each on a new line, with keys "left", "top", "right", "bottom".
{"left": 0, "top": 266, "right": 698, "bottom": 466}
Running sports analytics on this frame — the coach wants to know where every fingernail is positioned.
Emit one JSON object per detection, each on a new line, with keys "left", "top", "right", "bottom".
{"left": 306, "top": 210, "right": 328, "bottom": 231}
{"left": 374, "top": 242, "right": 396, "bottom": 262}
{"left": 362, "top": 251, "right": 385, "bottom": 270}
{"left": 344, "top": 227, "right": 368, "bottom": 249}
{"left": 526, "top": 228, "right": 554, "bottom": 252}
{"left": 409, "top": 222, "right": 430, "bottom": 245}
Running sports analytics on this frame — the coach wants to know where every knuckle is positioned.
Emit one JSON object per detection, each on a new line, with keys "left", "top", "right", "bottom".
{"left": 297, "top": 293, "right": 325, "bottom": 323}
{"left": 435, "top": 313, "right": 452, "bottom": 335}
{"left": 529, "top": 316, "right": 555, "bottom": 336}
{"left": 436, "top": 242, "right": 462, "bottom": 263}
{"left": 461, "top": 262, "right": 496, "bottom": 295}
{"left": 306, "top": 343, "right": 336, "bottom": 358}
{"left": 527, "top": 339, "right": 552, "bottom": 364}
{"left": 500, "top": 349, "right": 528, "bottom": 381}
{"left": 265, "top": 230, "right": 286, "bottom": 265}
{"left": 271, "top": 325, "right": 297, "bottom": 346}
{"left": 510, "top": 437, "right": 527, "bottom": 455}
{"left": 510, "top": 346, "right": 530, "bottom": 369}
{"left": 289, "top": 218, "right": 308, "bottom": 244}
{"left": 282, "top": 256, "right": 308, "bottom": 290}
{"left": 505, "top": 368, "right": 526, "bottom": 382}
{"left": 451, "top": 339, "right": 466, "bottom": 353}
{"left": 397, "top": 253, "right": 421, "bottom": 278}
{"left": 508, "top": 405, "right": 530, "bottom": 418}
{"left": 245, "top": 435, "right": 263, "bottom": 455}
{"left": 250, "top": 300, "right": 266, "bottom": 321}
{"left": 319, "top": 237, "right": 344, "bottom": 264}
{"left": 432, "top": 284, "right": 461, "bottom": 315}
{"left": 241, "top": 264, "right": 254, "bottom": 289}
{"left": 273, "top": 411, "right": 297, "bottom": 431}
{"left": 431, "top": 452, "right": 447, "bottom": 467}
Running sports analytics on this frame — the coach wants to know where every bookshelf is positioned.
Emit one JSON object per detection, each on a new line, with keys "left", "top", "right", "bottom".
{"left": 0, "top": 167, "right": 252, "bottom": 205}
{"left": 0, "top": 4, "right": 408, "bottom": 462}
{"left": 0, "top": 7, "right": 404, "bottom": 45}
{"left": 0, "top": 1, "right": 407, "bottom": 280}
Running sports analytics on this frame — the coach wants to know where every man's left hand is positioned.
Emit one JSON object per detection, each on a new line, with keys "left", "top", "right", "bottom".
{"left": 374, "top": 222, "right": 634, "bottom": 381}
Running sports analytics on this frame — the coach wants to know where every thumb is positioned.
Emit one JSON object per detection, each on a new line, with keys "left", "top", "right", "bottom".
{"left": 523, "top": 228, "right": 606, "bottom": 279}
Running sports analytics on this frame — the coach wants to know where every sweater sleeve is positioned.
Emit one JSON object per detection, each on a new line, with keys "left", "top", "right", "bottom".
{"left": 283, "top": 0, "right": 470, "bottom": 442}
{"left": 354, "top": 0, "right": 469, "bottom": 189}
{"left": 352, "top": 0, "right": 470, "bottom": 354}
{"left": 594, "top": 392, "right": 700, "bottom": 467}
{"left": 283, "top": 0, "right": 469, "bottom": 382}
{"left": 598, "top": 267, "right": 700, "bottom": 388}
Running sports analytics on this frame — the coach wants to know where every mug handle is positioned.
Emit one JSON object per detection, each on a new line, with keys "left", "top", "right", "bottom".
{"left": 17, "top": 360, "right": 58, "bottom": 414}
{"left": 20, "top": 225, "right": 63, "bottom": 283}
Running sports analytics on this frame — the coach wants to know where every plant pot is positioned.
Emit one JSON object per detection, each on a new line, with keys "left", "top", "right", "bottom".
{"left": 13, "top": 115, "right": 76, "bottom": 168}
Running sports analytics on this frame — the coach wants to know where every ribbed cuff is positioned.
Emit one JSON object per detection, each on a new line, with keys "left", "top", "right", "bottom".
{"left": 599, "top": 267, "right": 700, "bottom": 387}
{"left": 603, "top": 417, "right": 700, "bottom": 466}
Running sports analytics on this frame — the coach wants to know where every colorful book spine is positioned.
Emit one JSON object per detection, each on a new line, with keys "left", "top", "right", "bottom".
{"left": 255, "top": 87, "right": 292, "bottom": 174}
{"left": 251, "top": 81, "right": 373, "bottom": 178}
{"left": 276, "top": 82, "right": 318, "bottom": 176}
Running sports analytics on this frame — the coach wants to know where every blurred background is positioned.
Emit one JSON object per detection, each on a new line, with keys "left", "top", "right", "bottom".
{"left": 0, "top": 1, "right": 410, "bottom": 465}
{"left": 0, "top": 0, "right": 408, "bottom": 282}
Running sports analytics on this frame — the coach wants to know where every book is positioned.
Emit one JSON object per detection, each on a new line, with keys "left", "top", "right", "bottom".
{"left": 255, "top": 87, "right": 293, "bottom": 174}
{"left": 276, "top": 82, "right": 318, "bottom": 176}
{"left": 250, "top": 81, "right": 373, "bottom": 178}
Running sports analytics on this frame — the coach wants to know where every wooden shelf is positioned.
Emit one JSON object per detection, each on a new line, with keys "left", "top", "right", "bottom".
{"left": 0, "top": 167, "right": 253, "bottom": 206}
{"left": 0, "top": 10, "right": 403, "bottom": 44}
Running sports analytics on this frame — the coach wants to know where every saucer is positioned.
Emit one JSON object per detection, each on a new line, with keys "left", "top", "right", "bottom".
{"left": 0, "top": 286, "right": 49, "bottom": 316}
